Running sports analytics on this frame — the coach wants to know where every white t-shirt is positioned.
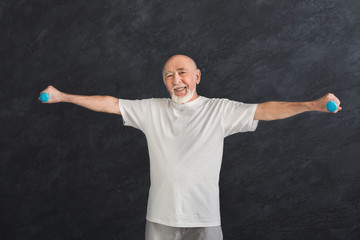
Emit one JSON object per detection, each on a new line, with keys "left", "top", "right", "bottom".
{"left": 118, "top": 96, "right": 259, "bottom": 227}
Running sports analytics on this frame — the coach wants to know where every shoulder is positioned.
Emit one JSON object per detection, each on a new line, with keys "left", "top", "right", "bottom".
{"left": 203, "top": 97, "right": 257, "bottom": 113}
{"left": 119, "top": 98, "right": 169, "bottom": 104}
{"left": 118, "top": 98, "right": 170, "bottom": 111}
{"left": 148, "top": 98, "right": 170, "bottom": 104}
{"left": 203, "top": 97, "right": 243, "bottom": 106}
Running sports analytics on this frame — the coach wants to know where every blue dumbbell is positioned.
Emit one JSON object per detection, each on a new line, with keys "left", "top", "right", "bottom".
{"left": 40, "top": 92, "right": 50, "bottom": 102}
{"left": 326, "top": 101, "right": 337, "bottom": 112}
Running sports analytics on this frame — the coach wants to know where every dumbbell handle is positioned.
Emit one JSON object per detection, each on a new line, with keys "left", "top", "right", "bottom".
{"left": 326, "top": 101, "right": 337, "bottom": 112}
{"left": 40, "top": 92, "right": 50, "bottom": 102}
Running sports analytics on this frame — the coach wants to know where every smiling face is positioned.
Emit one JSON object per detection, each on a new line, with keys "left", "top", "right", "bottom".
{"left": 163, "top": 55, "right": 201, "bottom": 104}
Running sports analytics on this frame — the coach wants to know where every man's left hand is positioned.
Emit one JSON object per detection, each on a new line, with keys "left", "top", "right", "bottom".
{"left": 313, "top": 93, "right": 342, "bottom": 113}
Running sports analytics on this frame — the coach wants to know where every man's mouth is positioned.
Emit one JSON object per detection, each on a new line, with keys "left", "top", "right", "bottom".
{"left": 174, "top": 87, "right": 186, "bottom": 92}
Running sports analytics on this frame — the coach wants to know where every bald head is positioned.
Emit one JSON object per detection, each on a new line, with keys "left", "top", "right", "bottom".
{"left": 162, "top": 55, "right": 198, "bottom": 79}
{"left": 162, "top": 54, "right": 201, "bottom": 104}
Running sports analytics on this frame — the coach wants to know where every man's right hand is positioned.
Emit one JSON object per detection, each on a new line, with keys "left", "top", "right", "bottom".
{"left": 39, "top": 85, "right": 64, "bottom": 104}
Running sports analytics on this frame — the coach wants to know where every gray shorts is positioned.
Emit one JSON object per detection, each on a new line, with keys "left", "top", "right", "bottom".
{"left": 145, "top": 220, "right": 223, "bottom": 240}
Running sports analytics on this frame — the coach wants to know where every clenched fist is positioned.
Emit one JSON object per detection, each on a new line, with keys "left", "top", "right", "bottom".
{"left": 39, "top": 85, "right": 65, "bottom": 104}
{"left": 313, "top": 93, "right": 342, "bottom": 113}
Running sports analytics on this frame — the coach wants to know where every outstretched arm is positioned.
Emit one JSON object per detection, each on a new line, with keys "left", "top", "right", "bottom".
{"left": 254, "top": 93, "right": 342, "bottom": 121}
{"left": 39, "top": 85, "right": 121, "bottom": 115}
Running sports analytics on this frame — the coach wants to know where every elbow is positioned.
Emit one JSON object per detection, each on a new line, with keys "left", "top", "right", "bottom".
{"left": 254, "top": 103, "right": 275, "bottom": 121}
{"left": 106, "top": 96, "right": 121, "bottom": 115}
{"left": 254, "top": 104, "right": 265, "bottom": 121}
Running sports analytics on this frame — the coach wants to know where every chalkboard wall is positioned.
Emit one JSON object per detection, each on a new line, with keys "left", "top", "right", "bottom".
{"left": 1, "top": 0, "right": 360, "bottom": 239}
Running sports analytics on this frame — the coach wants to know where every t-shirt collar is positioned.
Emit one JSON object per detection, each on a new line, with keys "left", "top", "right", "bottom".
{"left": 170, "top": 96, "right": 204, "bottom": 108}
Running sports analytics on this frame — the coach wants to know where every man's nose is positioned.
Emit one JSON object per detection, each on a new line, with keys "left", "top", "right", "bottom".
{"left": 173, "top": 73, "right": 182, "bottom": 84}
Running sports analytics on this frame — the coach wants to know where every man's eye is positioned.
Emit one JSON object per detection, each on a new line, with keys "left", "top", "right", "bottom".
{"left": 180, "top": 72, "right": 186, "bottom": 74}
{"left": 167, "top": 75, "right": 173, "bottom": 78}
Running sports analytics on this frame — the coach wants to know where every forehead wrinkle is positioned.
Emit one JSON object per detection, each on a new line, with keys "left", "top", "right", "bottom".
{"left": 164, "top": 68, "right": 188, "bottom": 76}
{"left": 162, "top": 55, "right": 197, "bottom": 76}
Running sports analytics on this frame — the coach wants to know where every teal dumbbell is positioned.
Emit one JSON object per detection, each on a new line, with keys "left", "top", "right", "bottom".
{"left": 326, "top": 101, "right": 337, "bottom": 112}
{"left": 40, "top": 92, "right": 50, "bottom": 102}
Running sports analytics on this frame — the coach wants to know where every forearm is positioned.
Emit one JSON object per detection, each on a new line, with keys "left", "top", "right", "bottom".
{"left": 39, "top": 85, "right": 121, "bottom": 115}
{"left": 63, "top": 93, "right": 120, "bottom": 115}
{"left": 255, "top": 101, "right": 316, "bottom": 121}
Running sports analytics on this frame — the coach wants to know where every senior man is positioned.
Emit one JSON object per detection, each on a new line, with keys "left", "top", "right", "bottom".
{"left": 40, "top": 54, "right": 341, "bottom": 240}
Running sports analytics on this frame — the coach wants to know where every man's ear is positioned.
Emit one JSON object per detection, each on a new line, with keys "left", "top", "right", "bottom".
{"left": 196, "top": 69, "right": 201, "bottom": 84}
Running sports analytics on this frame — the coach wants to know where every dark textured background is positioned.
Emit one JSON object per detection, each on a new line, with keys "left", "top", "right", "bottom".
{"left": 1, "top": 0, "right": 360, "bottom": 239}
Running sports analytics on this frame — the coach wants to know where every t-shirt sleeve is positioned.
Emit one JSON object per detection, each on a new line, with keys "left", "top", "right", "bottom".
{"left": 222, "top": 99, "right": 259, "bottom": 137}
{"left": 118, "top": 98, "right": 152, "bottom": 131}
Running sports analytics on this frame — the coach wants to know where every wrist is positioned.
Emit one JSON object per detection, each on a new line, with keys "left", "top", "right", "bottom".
{"left": 306, "top": 101, "right": 319, "bottom": 111}
{"left": 61, "top": 92, "right": 70, "bottom": 103}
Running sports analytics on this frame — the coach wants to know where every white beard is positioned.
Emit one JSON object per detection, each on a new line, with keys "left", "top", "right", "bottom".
{"left": 171, "top": 85, "right": 196, "bottom": 104}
